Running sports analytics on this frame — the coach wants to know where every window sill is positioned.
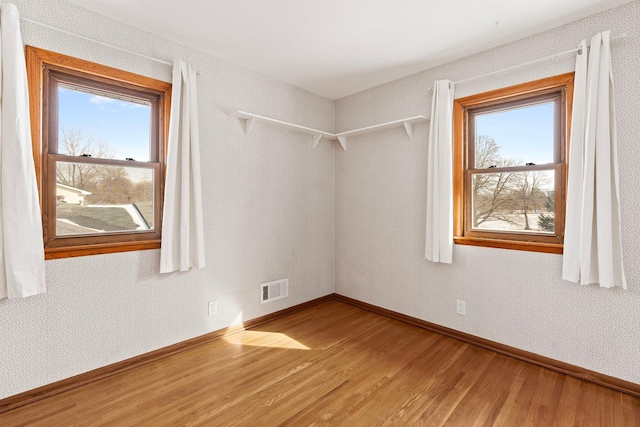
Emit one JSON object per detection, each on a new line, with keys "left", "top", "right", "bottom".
{"left": 454, "top": 236, "right": 563, "bottom": 254}
{"left": 45, "top": 240, "right": 160, "bottom": 260}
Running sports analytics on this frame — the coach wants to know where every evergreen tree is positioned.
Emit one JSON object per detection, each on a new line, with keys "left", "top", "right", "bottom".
{"left": 537, "top": 194, "right": 555, "bottom": 232}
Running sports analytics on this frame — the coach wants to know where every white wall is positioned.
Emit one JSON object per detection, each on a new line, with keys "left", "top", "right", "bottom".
{"left": 0, "top": 0, "right": 335, "bottom": 399}
{"left": 335, "top": 2, "right": 640, "bottom": 384}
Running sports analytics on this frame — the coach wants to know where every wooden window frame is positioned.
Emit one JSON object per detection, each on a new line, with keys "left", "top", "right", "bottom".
{"left": 26, "top": 46, "right": 171, "bottom": 260}
{"left": 453, "top": 73, "right": 574, "bottom": 254}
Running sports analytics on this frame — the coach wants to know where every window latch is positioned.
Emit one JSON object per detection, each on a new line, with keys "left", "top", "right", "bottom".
{"left": 126, "top": 158, "right": 135, "bottom": 161}
{"left": 488, "top": 165, "right": 497, "bottom": 168}
{"left": 525, "top": 162, "right": 535, "bottom": 166}
{"left": 81, "top": 153, "right": 92, "bottom": 157}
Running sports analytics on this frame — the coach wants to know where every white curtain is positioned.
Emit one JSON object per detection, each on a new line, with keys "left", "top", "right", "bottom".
{"left": 562, "top": 31, "right": 626, "bottom": 289}
{"left": 160, "top": 60, "right": 205, "bottom": 273}
{"left": 0, "top": 3, "right": 46, "bottom": 299}
{"left": 425, "top": 80, "right": 455, "bottom": 264}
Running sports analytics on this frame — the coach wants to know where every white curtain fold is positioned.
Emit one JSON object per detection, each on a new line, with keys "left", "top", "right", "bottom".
{"left": 425, "top": 80, "right": 455, "bottom": 264}
{"left": 0, "top": 3, "right": 46, "bottom": 299}
{"left": 160, "top": 59, "right": 205, "bottom": 273}
{"left": 562, "top": 31, "right": 626, "bottom": 289}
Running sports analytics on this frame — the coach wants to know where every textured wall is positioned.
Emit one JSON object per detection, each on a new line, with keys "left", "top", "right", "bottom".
{"left": 0, "top": 0, "right": 335, "bottom": 398}
{"left": 335, "top": 1, "right": 640, "bottom": 384}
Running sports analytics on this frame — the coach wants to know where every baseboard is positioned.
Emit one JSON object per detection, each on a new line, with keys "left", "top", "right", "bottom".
{"left": 0, "top": 294, "right": 334, "bottom": 415}
{"left": 333, "top": 294, "right": 640, "bottom": 399}
{"left": 3, "top": 292, "right": 637, "bottom": 415}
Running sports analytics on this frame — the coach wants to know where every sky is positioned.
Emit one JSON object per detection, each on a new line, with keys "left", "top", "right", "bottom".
{"left": 58, "top": 86, "right": 152, "bottom": 162}
{"left": 475, "top": 101, "right": 555, "bottom": 166}
{"left": 58, "top": 84, "right": 554, "bottom": 172}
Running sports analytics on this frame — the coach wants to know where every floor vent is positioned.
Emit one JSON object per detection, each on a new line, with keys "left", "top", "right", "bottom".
{"left": 260, "top": 278, "right": 289, "bottom": 304}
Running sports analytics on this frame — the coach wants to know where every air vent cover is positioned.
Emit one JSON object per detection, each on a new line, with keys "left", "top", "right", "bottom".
{"left": 260, "top": 278, "right": 289, "bottom": 304}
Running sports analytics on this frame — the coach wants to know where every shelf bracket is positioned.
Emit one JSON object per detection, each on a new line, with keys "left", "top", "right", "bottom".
{"left": 337, "top": 136, "right": 347, "bottom": 151}
{"left": 243, "top": 117, "right": 256, "bottom": 135}
{"left": 403, "top": 121, "right": 413, "bottom": 140}
{"left": 312, "top": 133, "right": 322, "bottom": 149}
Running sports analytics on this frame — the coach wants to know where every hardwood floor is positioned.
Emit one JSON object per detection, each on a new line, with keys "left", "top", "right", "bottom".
{"left": 2, "top": 300, "right": 639, "bottom": 426}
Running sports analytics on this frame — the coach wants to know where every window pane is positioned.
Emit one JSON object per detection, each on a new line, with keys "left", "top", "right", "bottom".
{"left": 471, "top": 170, "right": 555, "bottom": 233}
{"left": 57, "top": 86, "right": 152, "bottom": 161}
{"left": 474, "top": 102, "right": 555, "bottom": 168}
{"left": 56, "top": 162, "right": 154, "bottom": 236}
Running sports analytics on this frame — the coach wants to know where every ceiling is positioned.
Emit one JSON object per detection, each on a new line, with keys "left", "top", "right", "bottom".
{"left": 65, "top": 0, "right": 632, "bottom": 100}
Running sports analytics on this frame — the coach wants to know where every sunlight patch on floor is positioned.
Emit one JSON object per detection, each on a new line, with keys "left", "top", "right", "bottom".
{"left": 224, "top": 330, "right": 310, "bottom": 350}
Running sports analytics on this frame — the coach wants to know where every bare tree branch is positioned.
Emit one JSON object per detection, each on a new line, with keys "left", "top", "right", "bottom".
{"left": 56, "top": 128, "right": 115, "bottom": 191}
{"left": 471, "top": 135, "right": 553, "bottom": 231}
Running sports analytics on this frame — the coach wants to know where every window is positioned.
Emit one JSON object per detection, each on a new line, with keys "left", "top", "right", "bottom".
{"left": 453, "top": 73, "right": 574, "bottom": 254}
{"left": 26, "top": 46, "right": 171, "bottom": 259}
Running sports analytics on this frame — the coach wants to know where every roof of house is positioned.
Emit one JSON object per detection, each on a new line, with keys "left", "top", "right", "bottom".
{"left": 56, "top": 183, "right": 92, "bottom": 196}
{"left": 57, "top": 203, "right": 143, "bottom": 233}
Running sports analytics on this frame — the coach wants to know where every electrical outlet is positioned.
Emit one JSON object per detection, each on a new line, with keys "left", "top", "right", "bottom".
{"left": 456, "top": 300, "right": 466, "bottom": 316}
{"left": 208, "top": 300, "right": 218, "bottom": 316}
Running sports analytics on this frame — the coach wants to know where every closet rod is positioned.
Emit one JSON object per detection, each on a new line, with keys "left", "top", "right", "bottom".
{"left": 21, "top": 16, "right": 200, "bottom": 73}
{"left": 436, "top": 33, "right": 627, "bottom": 88}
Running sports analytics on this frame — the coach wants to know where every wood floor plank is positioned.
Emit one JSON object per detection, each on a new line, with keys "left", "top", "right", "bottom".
{"left": 287, "top": 322, "right": 441, "bottom": 425}
{"left": 1, "top": 300, "right": 638, "bottom": 426}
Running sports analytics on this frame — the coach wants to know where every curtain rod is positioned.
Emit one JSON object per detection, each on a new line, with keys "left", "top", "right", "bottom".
{"left": 20, "top": 15, "right": 624, "bottom": 87}
{"left": 435, "top": 33, "right": 627, "bottom": 88}
{"left": 20, "top": 17, "right": 200, "bottom": 74}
